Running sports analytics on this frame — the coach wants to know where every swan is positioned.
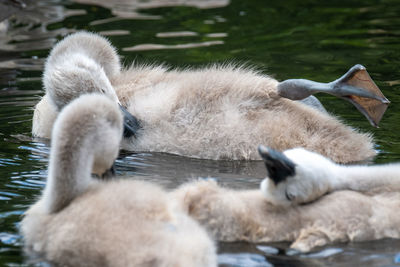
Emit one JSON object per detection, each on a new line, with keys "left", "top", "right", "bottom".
{"left": 32, "top": 31, "right": 389, "bottom": 163}
{"left": 24, "top": 92, "right": 399, "bottom": 257}
{"left": 21, "top": 94, "right": 216, "bottom": 267}
{"left": 172, "top": 146, "right": 400, "bottom": 252}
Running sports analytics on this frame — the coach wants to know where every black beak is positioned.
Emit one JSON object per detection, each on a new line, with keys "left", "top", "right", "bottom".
{"left": 100, "top": 163, "right": 116, "bottom": 179}
{"left": 119, "top": 104, "right": 141, "bottom": 138}
{"left": 258, "top": 145, "right": 296, "bottom": 185}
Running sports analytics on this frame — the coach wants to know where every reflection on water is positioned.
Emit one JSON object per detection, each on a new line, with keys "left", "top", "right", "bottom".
{"left": 75, "top": 0, "right": 230, "bottom": 19}
{"left": 123, "top": 40, "right": 224, "bottom": 51}
{"left": 115, "top": 151, "right": 265, "bottom": 189}
{"left": 0, "top": 0, "right": 400, "bottom": 266}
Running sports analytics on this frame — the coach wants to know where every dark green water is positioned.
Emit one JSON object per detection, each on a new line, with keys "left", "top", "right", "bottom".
{"left": 1, "top": 0, "right": 400, "bottom": 266}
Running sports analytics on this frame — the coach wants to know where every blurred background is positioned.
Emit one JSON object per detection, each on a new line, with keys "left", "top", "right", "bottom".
{"left": 0, "top": 0, "right": 400, "bottom": 266}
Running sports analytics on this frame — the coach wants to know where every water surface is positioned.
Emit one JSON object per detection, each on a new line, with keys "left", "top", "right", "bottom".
{"left": 1, "top": 0, "right": 400, "bottom": 266}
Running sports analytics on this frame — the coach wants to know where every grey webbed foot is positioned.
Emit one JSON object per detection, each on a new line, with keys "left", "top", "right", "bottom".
{"left": 277, "top": 64, "right": 390, "bottom": 127}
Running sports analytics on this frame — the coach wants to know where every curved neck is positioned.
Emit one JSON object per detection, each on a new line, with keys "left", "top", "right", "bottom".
{"left": 42, "top": 137, "right": 94, "bottom": 213}
{"left": 44, "top": 51, "right": 120, "bottom": 111}
{"left": 334, "top": 164, "right": 400, "bottom": 192}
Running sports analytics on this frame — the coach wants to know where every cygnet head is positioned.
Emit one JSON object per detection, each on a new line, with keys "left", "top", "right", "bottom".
{"left": 258, "top": 145, "right": 338, "bottom": 205}
{"left": 258, "top": 146, "right": 337, "bottom": 183}
{"left": 43, "top": 31, "right": 121, "bottom": 110}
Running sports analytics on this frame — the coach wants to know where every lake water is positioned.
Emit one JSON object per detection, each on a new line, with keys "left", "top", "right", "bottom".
{"left": 1, "top": 0, "right": 400, "bottom": 266}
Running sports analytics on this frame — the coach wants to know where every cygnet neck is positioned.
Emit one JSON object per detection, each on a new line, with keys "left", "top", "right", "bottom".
{"left": 42, "top": 118, "right": 98, "bottom": 214}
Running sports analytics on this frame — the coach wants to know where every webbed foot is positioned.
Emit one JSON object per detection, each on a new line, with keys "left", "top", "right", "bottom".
{"left": 277, "top": 65, "right": 390, "bottom": 127}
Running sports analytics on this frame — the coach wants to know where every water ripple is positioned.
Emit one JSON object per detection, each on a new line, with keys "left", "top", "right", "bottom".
{"left": 156, "top": 31, "right": 199, "bottom": 38}
{"left": 219, "top": 253, "right": 272, "bottom": 267}
{"left": 395, "top": 253, "right": 400, "bottom": 263}
{"left": 75, "top": 0, "right": 230, "bottom": 19}
{"left": 301, "top": 248, "right": 343, "bottom": 258}
{"left": 0, "top": 233, "right": 20, "bottom": 246}
{"left": 123, "top": 40, "right": 224, "bottom": 51}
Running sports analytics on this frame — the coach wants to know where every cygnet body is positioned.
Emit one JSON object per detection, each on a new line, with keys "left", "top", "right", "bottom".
{"left": 172, "top": 147, "right": 400, "bottom": 252}
{"left": 33, "top": 31, "right": 375, "bottom": 163}
{"left": 22, "top": 94, "right": 216, "bottom": 267}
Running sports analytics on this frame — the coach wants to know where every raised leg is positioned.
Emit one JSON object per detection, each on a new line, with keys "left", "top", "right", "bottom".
{"left": 277, "top": 65, "right": 390, "bottom": 127}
